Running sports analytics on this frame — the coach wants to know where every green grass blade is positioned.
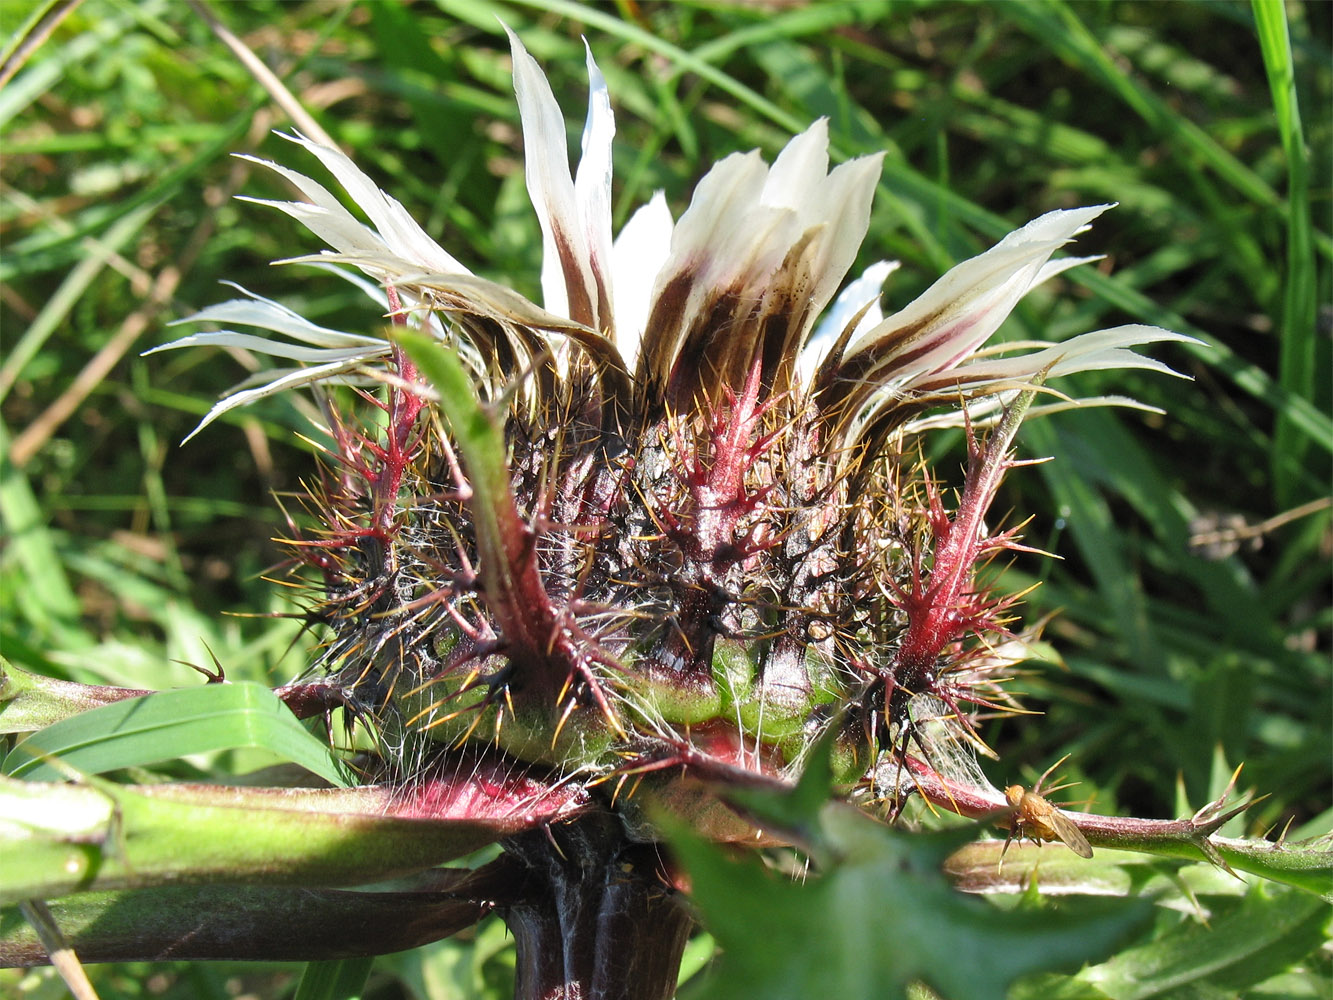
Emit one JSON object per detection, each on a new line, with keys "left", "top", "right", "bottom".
{"left": 0, "top": 203, "right": 156, "bottom": 405}
{"left": 1072, "top": 267, "right": 1333, "bottom": 457}
{"left": 0, "top": 418, "right": 80, "bottom": 628}
{"left": 1063, "top": 883, "right": 1330, "bottom": 999}
{"left": 2, "top": 681, "right": 349, "bottom": 786}
{"left": 1253, "top": 0, "right": 1317, "bottom": 505}
{"left": 294, "top": 959, "right": 376, "bottom": 1000}
{"left": 1023, "top": 418, "right": 1162, "bottom": 675}
{"left": 1009, "top": 0, "right": 1284, "bottom": 213}
{"left": 0, "top": 1, "right": 165, "bottom": 129}
{"left": 0, "top": 113, "right": 250, "bottom": 283}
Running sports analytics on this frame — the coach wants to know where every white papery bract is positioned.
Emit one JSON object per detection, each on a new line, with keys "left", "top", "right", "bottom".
{"left": 157, "top": 33, "right": 1191, "bottom": 443}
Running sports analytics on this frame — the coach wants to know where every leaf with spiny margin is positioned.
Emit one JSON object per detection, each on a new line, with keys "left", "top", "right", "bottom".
{"left": 674, "top": 798, "right": 1150, "bottom": 1000}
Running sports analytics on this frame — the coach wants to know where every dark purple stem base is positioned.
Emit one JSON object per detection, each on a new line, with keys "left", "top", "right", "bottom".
{"left": 502, "top": 812, "right": 694, "bottom": 1000}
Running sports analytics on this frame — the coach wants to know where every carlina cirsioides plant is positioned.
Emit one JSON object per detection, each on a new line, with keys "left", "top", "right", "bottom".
{"left": 19, "top": 26, "right": 1319, "bottom": 1000}
{"left": 155, "top": 29, "right": 1195, "bottom": 995}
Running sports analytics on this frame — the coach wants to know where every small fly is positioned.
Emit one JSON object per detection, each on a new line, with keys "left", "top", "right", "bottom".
{"left": 1001, "top": 755, "right": 1094, "bottom": 862}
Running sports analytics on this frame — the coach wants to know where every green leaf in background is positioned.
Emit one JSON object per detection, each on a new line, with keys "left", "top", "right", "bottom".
{"left": 294, "top": 958, "right": 376, "bottom": 1000}
{"left": 1252, "top": 0, "right": 1317, "bottom": 507}
{"left": 2, "top": 680, "right": 348, "bottom": 786}
{"left": 378, "top": 914, "right": 519, "bottom": 1000}
{"left": 1012, "top": 881, "right": 1331, "bottom": 1000}
{"left": 675, "top": 804, "right": 1151, "bottom": 1000}
{"left": 0, "top": 419, "right": 80, "bottom": 632}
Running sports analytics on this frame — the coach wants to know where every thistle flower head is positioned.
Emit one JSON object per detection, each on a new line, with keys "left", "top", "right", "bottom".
{"left": 156, "top": 34, "right": 1193, "bottom": 842}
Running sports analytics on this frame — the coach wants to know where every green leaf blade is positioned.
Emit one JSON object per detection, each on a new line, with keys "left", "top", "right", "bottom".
{"left": 675, "top": 802, "right": 1150, "bottom": 1000}
{"left": 3, "top": 681, "right": 348, "bottom": 787}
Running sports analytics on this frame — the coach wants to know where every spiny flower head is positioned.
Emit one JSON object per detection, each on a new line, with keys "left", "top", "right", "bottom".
{"left": 156, "top": 32, "right": 1192, "bottom": 842}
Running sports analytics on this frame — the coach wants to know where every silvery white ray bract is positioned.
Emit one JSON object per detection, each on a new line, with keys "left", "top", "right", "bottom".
{"left": 155, "top": 31, "right": 1193, "bottom": 440}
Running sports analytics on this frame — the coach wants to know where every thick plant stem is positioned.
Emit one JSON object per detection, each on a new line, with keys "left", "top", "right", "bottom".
{"left": 503, "top": 811, "right": 693, "bottom": 1000}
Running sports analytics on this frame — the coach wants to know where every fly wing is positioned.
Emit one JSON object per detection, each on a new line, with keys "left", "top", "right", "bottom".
{"left": 1046, "top": 808, "right": 1094, "bottom": 858}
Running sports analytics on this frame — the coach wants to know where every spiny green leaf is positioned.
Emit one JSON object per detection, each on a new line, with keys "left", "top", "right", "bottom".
{"left": 722, "top": 722, "right": 839, "bottom": 844}
{"left": 675, "top": 803, "right": 1150, "bottom": 1000}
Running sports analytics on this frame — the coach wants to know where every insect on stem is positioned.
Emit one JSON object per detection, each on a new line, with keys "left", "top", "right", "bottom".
{"left": 999, "top": 755, "right": 1094, "bottom": 865}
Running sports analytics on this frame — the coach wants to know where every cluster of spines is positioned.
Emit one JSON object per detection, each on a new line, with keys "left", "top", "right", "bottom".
{"left": 274, "top": 322, "right": 1036, "bottom": 798}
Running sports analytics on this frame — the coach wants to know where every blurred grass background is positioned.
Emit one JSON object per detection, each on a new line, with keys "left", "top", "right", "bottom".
{"left": 1, "top": 0, "right": 1329, "bottom": 997}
